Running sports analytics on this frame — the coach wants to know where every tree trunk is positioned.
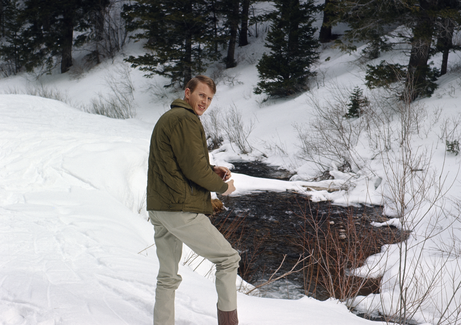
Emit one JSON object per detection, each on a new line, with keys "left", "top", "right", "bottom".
{"left": 440, "top": 22, "right": 453, "bottom": 76}
{"left": 184, "top": 29, "right": 192, "bottom": 87}
{"left": 0, "top": 0, "right": 4, "bottom": 36}
{"left": 437, "top": 18, "right": 454, "bottom": 76}
{"left": 319, "top": 0, "right": 333, "bottom": 43}
{"left": 225, "top": 0, "right": 239, "bottom": 68}
{"left": 280, "top": 0, "right": 299, "bottom": 85}
{"left": 211, "top": 0, "right": 219, "bottom": 53}
{"left": 239, "top": 0, "right": 249, "bottom": 46}
{"left": 406, "top": 38, "right": 432, "bottom": 101}
{"left": 61, "top": 9, "right": 74, "bottom": 73}
{"left": 182, "top": 0, "right": 193, "bottom": 86}
{"left": 436, "top": 0, "right": 459, "bottom": 75}
{"left": 405, "top": 2, "right": 435, "bottom": 101}
{"left": 94, "top": 1, "right": 106, "bottom": 64}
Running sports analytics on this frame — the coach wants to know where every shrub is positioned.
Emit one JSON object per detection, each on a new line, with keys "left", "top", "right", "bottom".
{"left": 345, "top": 87, "right": 370, "bottom": 119}
{"left": 222, "top": 104, "right": 254, "bottom": 154}
{"left": 2, "top": 84, "right": 71, "bottom": 104}
{"left": 365, "top": 60, "right": 406, "bottom": 89}
{"left": 201, "top": 108, "right": 225, "bottom": 150}
{"left": 446, "top": 139, "right": 460, "bottom": 156}
{"left": 88, "top": 94, "right": 135, "bottom": 119}
{"left": 366, "top": 60, "right": 439, "bottom": 99}
{"left": 86, "top": 64, "right": 136, "bottom": 119}
{"left": 298, "top": 202, "right": 406, "bottom": 301}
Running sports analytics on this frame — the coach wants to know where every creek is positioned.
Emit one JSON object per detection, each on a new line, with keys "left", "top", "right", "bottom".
{"left": 211, "top": 161, "right": 405, "bottom": 302}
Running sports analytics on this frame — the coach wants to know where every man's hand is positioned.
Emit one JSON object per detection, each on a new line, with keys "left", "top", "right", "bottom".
{"left": 222, "top": 179, "right": 236, "bottom": 196}
{"left": 213, "top": 166, "right": 231, "bottom": 181}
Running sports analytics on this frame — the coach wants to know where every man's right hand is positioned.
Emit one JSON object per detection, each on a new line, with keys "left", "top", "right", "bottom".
{"left": 222, "top": 179, "right": 236, "bottom": 196}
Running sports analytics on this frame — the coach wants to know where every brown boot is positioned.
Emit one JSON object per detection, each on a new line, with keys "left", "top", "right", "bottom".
{"left": 217, "top": 308, "right": 238, "bottom": 325}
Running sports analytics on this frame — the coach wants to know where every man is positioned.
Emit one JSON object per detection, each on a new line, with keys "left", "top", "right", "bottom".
{"left": 147, "top": 75, "right": 240, "bottom": 325}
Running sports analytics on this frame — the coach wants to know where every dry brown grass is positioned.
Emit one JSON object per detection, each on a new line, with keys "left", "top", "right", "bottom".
{"left": 297, "top": 201, "right": 407, "bottom": 301}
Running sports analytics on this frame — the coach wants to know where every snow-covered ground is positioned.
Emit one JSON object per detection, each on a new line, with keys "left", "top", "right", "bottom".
{"left": 1, "top": 18, "right": 461, "bottom": 325}
{"left": 0, "top": 95, "right": 387, "bottom": 325}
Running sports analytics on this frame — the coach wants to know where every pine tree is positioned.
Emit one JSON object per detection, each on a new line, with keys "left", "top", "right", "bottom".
{"left": 333, "top": 0, "right": 461, "bottom": 101}
{"left": 254, "top": 0, "right": 319, "bottom": 97}
{"left": 239, "top": 0, "right": 250, "bottom": 46}
{"left": 345, "top": 87, "right": 369, "bottom": 119}
{"left": 434, "top": 0, "right": 461, "bottom": 76}
{"left": 17, "top": 0, "right": 110, "bottom": 74}
{"left": 222, "top": 0, "right": 257, "bottom": 68}
{"left": 74, "top": 0, "right": 113, "bottom": 65}
{"left": 332, "top": 0, "right": 398, "bottom": 56}
{"left": 223, "top": 0, "right": 240, "bottom": 68}
{"left": 0, "top": 0, "right": 4, "bottom": 36}
{"left": 0, "top": 0, "right": 31, "bottom": 76}
{"left": 123, "top": 0, "right": 221, "bottom": 88}
{"left": 319, "top": 0, "right": 335, "bottom": 43}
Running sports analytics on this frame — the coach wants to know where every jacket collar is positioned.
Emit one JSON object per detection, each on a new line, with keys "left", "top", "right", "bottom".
{"left": 171, "top": 98, "right": 197, "bottom": 115}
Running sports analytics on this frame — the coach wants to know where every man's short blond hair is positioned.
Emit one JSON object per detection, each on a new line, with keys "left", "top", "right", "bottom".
{"left": 185, "top": 75, "right": 216, "bottom": 94}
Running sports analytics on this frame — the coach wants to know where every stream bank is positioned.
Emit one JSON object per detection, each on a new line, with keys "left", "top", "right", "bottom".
{"left": 210, "top": 161, "right": 405, "bottom": 302}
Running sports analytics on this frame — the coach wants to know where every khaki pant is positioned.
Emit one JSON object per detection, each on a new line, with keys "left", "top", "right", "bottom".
{"left": 149, "top": 211, "right": 240, "bottom": 325}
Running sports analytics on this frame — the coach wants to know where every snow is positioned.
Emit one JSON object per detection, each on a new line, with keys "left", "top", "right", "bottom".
{"left": 1, "top": 19, "right": 461, "bottom": 325}
{"left": 0, "top": 95, "right": 385, "bottom": 325}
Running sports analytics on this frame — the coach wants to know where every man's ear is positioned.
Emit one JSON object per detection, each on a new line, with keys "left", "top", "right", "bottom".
{"left": 184, "top": 88, "right": 191, "bottom": 102}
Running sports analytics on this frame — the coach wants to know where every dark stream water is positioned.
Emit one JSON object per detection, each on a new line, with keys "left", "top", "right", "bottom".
{"left": 211, "top": 161, "right": 405, "bottom": 302}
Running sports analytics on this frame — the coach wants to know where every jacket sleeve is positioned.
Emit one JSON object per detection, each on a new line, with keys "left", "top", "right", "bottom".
{"left": 170, "top": 117, "right": 228, "bottom": 194}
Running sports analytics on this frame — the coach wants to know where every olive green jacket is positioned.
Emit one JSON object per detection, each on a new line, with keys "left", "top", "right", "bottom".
{"left": 147, "top": 99, "right": 228, "bottom": 214}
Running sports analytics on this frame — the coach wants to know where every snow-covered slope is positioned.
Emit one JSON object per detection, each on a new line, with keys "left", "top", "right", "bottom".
{"left": 0, "top": 95, "right": 387, "bottom": 325}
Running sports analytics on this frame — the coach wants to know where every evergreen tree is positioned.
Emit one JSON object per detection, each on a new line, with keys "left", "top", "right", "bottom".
{"left": 223, "top": 0, "right": 257, "bottom": 68}
{"left": 333, "top": 0, "right": 461, "bottom": 100}
{"left": 345, "top": 87, "right": 369, "bottom": 119}
{"left": 319, "top": 0, "right": 335, "bottom": 43}
{"left": 239, "top": 0, "right": 250, "bottom": 46}
{"left": 123, "top": 0, "right": 220, "bottom": 87}
{"left": 254, "top": 0, "right": 319, "bottom": 97}
{"left": 223, "top": 0, "right": 240, "bottom": 68}
{"left": 331, "top": 0, "right": 398, "bottom": 58}
{"left": 1, "top": 0, "right": 4, "bottom": 36}
{"left": 73, "top": 0, "right": 113, "bottom": 65}
{"left": 0, "top": 0, "right": 31, "bottom": 76}
{"left": 434, "top": 0, "right": 461, "bottom": 76}
{"left": 17, "top": 0, "right": 109, "bottom": 74}
{"left": 403, "top": 0, "right": 443, "bottom": 100}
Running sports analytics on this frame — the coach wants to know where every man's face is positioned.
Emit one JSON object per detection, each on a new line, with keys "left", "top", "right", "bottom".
{"left": 184, "top": 82, "right": 214, "bottom": 116}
